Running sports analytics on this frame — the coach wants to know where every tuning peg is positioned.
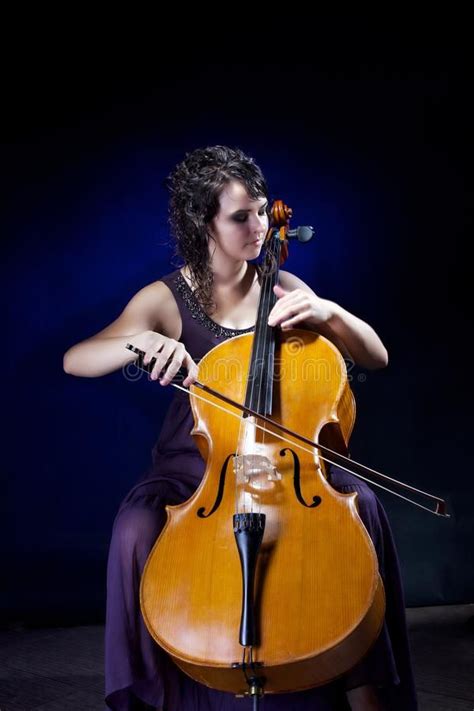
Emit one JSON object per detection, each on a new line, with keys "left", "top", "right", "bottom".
{"left": 286, "top": 226, "right": 315, "bottom": 243}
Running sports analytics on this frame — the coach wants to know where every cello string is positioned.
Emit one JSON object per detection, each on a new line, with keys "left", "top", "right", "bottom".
{"left": 247, "top": 239, "right": 274, "bottom": 418}
{"left": 251, "top": 242, "right": 278, "bottom": 511}
{"left": 234, "top": 267, "right": 266, "bottom": 512}
{"left": 175, "top": 382, "right": 449, "bottom": 517}
{"left": 237, "top": 239, "right": 276, "bottom": 514}
{"left": 239, "top": 260, "right": 271, "bottom": 513}
{"left": 245, "top": 260, "right": 270, "bottom": 515}
{"left": 235, "top": 251, "right": 272, "bottom": 511}
{"left": 254, "top": 247, "right": 274, "bottom": 428}
{"left": 251, "top": 238, "right": 278, "bottom": 450}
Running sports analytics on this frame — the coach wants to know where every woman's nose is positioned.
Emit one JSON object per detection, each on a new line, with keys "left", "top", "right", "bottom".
{"left": 250, "top": 213, "right": 268, "bottom": 234}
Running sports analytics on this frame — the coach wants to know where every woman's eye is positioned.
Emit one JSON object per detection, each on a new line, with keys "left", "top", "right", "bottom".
{"left": 233, "top": 210, "right": 268, "bottom": 223}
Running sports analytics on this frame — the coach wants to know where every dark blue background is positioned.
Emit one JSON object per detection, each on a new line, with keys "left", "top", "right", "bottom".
{"left": 2, "top": 63, "right": 471, "bottom": 625}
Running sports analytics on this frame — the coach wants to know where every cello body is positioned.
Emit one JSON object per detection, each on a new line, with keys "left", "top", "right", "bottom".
{"left": 140, "top": 329, "right": 385, "bottom": 694}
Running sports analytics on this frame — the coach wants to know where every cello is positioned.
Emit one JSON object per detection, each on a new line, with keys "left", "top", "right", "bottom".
{"left": 127, "top": 200, "right": 449, "bottom": 704}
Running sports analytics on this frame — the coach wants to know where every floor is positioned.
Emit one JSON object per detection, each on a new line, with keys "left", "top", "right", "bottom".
{"left": 0, "top": 604, "right": 472, "bottom": 710}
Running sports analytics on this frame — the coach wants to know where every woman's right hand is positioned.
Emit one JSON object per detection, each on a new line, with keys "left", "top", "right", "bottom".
{"left": 129, "top": 330, "right": 199, "bottom": 387}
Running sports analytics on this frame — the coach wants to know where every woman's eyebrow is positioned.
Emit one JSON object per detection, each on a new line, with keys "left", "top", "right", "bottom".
{"left": 230, "top": 200, "right": 268, "bottom": 214}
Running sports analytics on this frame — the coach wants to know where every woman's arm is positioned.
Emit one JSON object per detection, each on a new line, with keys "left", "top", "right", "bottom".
{"left": 63, "top": 281, "right": 182, "bottom": 378}
{"left": 271, "top": 271, "right": 388, "bottom": 370}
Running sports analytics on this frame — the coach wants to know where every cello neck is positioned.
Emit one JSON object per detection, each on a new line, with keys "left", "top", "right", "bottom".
{"left": 244, "top": 231, "right": 281, "bottom": 416}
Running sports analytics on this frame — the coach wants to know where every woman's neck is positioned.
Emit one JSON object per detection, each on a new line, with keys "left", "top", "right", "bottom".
{"left": 182, "top": 260, "right": 257, "bottom": 298}
{"left": 184, "top": 257, "right": 250, "bottom": 290}
{"left": 212, "top": 260, "right": 249, "bottom": 290}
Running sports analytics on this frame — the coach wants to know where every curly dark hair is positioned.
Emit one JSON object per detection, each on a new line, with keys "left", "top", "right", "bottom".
{"left": 165, "top": 145, "right": 269, "bottom": 314}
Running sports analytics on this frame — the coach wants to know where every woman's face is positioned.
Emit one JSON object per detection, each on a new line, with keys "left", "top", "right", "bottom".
{"left": 207, "top": 180, "right": 269, "bottom": 264}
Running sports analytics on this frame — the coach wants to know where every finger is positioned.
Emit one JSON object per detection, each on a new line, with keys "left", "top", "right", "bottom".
{"left": 269, "top": 296, "right": 307, "bottom": 326}
{"left": 150, "top": 359, "right": 167, "bottom": 380}
{"left": 281, "top": 308, "right": 313, "bottom": 330}
{"left": 159, "top": 355, "right": 185, "bottom": 385}
{"left": 183, "top": 366, "right": 199, "bottom": 387}
{"left": 157, "top": 342, "right": 186, "bottom": 384}
{"left": 143, "top": 341, "right": 164, "bottom": 366}
{"left": 273, "top": 284, "right": 288, "bottom": 298}
{"left": 268, "top": 288, "right": 292, "bottom": 322}
{"left": 159, "top": 343, "right": 187, "bottom": 383}
{"left": 182, "top": 354, "right": 199, "bottom": 387}
{"left": 150, "top": 343, "right": 177, "bottom": 380}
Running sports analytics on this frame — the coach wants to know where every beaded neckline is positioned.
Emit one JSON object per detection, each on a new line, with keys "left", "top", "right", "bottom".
{"left": 174, "top": 272, "right": 256, "bottom": 339}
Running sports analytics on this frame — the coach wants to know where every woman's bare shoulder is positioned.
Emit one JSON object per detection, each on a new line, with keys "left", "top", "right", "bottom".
{"left": 137, "top": 278, "right": 181, "bottom": 338}
{"left": 92, "top": 278, "right": 181, "bottom": 340}
{"left": 278, "top": 270, "right": 316, "bottom": 295}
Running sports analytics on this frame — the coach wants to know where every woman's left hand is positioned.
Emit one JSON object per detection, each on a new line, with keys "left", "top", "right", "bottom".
{"left": 267, "top": 284, "right": 333, "bottom": 330}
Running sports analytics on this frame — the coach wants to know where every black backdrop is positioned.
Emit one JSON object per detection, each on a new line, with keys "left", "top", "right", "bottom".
{"left": 2, "top": 62, "right": 472, "bottom": 625}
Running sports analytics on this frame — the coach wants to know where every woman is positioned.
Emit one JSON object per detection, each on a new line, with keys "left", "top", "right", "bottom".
{"left": 63, "top": 146, "right": 417, "bottom": 710}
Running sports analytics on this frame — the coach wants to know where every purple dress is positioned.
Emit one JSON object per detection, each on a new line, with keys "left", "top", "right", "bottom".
{"left": 105, "top": 269, "right": 418, "bottom": 711}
